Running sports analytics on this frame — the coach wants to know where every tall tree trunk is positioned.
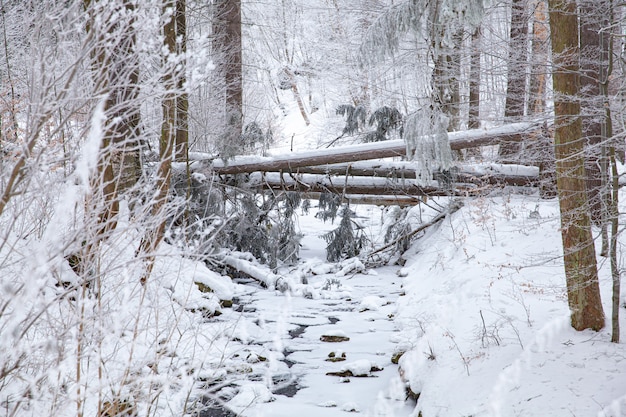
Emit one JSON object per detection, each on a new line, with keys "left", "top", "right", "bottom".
{"left": 529, "top": 0, "right": 548, "bottom": 115}
{"left": 136, "top": 0, "right": 185, "bottom": 283}
{"left": 527, "top": 0, "right": 555, "bottom": 198}
{"left": 432, "top": 31, "right": 463, "bottom": 134}
{"left": 213, "top": 0, "right": 243, "bottom": 146}
{"left": 466, "top": 27, "right": 482, "bottom": 159}
{"left": 468, "top": 28, "right": 481, "bottom": 131}
{"left": 548, "top": 0, "right": 605, "bottom": 331}
{"left": 595, "top": 0, "right": 620, "bottom": 342}
{"left": 499, "top": 0, "right": 529, "bottom": 160}
{"left": 579, "top": 0, "right": 608, "bottom": 226}
{"left": 430, "top": 29, "right": 463, "bottom": 165}
{"left": 174, "top": 0, "right": 188, "bottom": 162}
{"left": 609, "top": 146, "right": 620, "bottom": 342}
{"left": 429, "top": 0, "right": 463, "bottom": 136}
{"left": 84, "top": 0, "right": 142, "bottom": 234}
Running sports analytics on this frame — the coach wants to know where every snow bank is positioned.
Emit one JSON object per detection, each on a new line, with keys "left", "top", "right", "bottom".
{"left": 340, "top": 359, "right": 381, "bottom": 377}
{"left": 228, "top": 383, "right": 275, "bottom": 413}
{"left": 394, "top": 194, "right": 626, "bottom": 417}
{"left": 359, "top": 295, "right": 386, "bottom": 311}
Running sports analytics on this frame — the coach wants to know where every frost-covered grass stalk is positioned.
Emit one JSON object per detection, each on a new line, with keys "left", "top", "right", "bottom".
{"left": 0, "top": 1, "right": 239, "bottom": 416}
{"left": 0, "top": 100, "right": 202, "bottom": 417}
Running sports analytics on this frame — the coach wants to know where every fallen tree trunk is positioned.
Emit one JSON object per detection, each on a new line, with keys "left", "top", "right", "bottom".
{"left": 282, "top": 163, "right": 540, "bottom": 187}
{"left": 219, "top": 252, "right": 292, "bottom": 292}
{"left": 208, "top": 121, "right": 542, "bottom": 175}
{"left": 248, "top": 172, "right": 480, "bottom": 197}
{"left": 245, "top": 166, "right": 539, "bottom": 197}
{"left": 299, "top": 192, "right": 423, "bottom": 207}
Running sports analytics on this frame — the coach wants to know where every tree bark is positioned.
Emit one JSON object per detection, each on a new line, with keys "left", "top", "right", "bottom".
{"left": 214, "top": 0, "right": 243, "bottom": 140}
{"left": 468, "top": 28, "right": 481, "bottom": 131}
{"left": 548, "top": 0, "right": 605, "bottom": 331}
{"left": 529, "top": 0, "right": 549, "bottom": 116}
{"left": 499, "top": 0, "right": 529, "bottom": 159}
{"left": 609, "top": 147, "right": 620, "bottom": 342}
{"left": 432, "top": 31, "right": 463, "bottom": 133}
{"left": 174, "top": 0, "right": 188, "bottom": 162}
{"left": 579, "top": 0, "right": 609, "bottom": 226}
{"left": 136, "top": 0, "right": 184, "bottom": 283}
{"left": 248, "top": 172, "right": 476, "bottom": 197}
{"left": 252, "top": 163, "right": 539, "bottom": 187}
{"left": 84, "top": 0, "right": 143, "bottom": 234}
{"left": 466, "top": 27, "right": 482, "bottom": 159}
{"left": 527, "top": 0, "right": 555, "bottom": 198}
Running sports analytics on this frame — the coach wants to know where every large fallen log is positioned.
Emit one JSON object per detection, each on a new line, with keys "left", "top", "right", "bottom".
{"left": 219, "top": 252, "right": 292, "bottom": 292}
{"left": 208, "top": 121, "right": 542, "bottom": 175}
{"left": 247, "top": 172, "right": 480, "bottom": 197}
{"left": 298, "top": 192, "right": 423, "bottom": 207}
{"left": 279, "top": 161, "right": 540, "bottom": 187}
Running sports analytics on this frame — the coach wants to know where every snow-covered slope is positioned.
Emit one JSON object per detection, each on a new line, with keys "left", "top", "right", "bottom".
{"left": 394, "top": 194, "right": 626, "bottom": 417}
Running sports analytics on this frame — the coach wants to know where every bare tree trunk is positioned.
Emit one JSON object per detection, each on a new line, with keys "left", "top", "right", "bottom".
{"left": 174, "top": 0, "right": 188, "bottom": 162}
{"left": 499, "top": 0, "right": 529, "bottom": 160}
{"left": 136, "top": 0, "right": 185, "bottom": 284}
{"left": 432, "top": 31, "right": 463, "bottom": 133}
{"left": 527, "top": 0, "right": 555, "bottom": 198}
{"left": 596, "top": 0, "right": 621, "bottom": 342}
{"left": 468, "top": 28, "right": 481, "bottom": 131}
{"left": 548, "top": 0, "right": 605, "bottom": 331}
{"left": 209, "top": 122, "right": 541, "bottom": 174}
{"left": 84, "top": 0, "right": 142, "bottom": 234}
{"left": 580, "top": 0, "right": 609, "bottom": 227}
{"left": 609, "top": 148, "right": 620, "bottom": 342}
{"left": 214, "top": 0, "right": 243, "bottom": 142}
{"left": 530, "top": 0, "right": 549, "bottom": 116}
{"left": 466, "top": 27, "right": 482, "bottom": 159}
{"left": 281, "top": 67, "right": 310, "bottom": 126}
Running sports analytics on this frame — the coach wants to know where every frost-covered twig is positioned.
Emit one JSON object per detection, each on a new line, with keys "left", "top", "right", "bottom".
{"left": 367, "top": 199, "right": 464, "bottom": 257}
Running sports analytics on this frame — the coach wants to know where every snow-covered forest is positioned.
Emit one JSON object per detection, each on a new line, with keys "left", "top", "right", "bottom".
{"left": 1, "top": 0, "right": 626, "bottom": 416}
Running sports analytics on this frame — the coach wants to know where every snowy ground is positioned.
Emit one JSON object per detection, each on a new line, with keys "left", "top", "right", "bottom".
{"left": 393, "top": 194, "right": 626, "bottom": 417}
{"left": 7, "top": 96, "right": 621, "bottom": 416}
{"left": 4, "top": 159, "right": 624, "bottom": 416}
{"left": 196, "top": 206, "right": 413, "bottom": 416}
{"left": 193, "top": 193, "right": 626, "bottom": 417}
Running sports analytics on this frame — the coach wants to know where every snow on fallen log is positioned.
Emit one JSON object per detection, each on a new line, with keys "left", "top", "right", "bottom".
{"left": 247, "top": 172, "right": 478, "bottom": 197}
{"left": 275, "top": 162, "right": 539, "bottom": 187}
{"left": 219, "top": 252, "right": 293, "bottom": 292}
{"left": 207, "top": 121, "right": 542, "bottom": 175}
{"left": 299, "top": 192, "right": 423, "bottom": 207}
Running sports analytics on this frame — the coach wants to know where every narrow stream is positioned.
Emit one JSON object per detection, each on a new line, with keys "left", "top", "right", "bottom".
{"left": 195, "top": 264, "right": 413, "bottom": 416}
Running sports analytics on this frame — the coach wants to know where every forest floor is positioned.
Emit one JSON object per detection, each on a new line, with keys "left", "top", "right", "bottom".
{"left": 182, "top": 85, "right": 626, "bottom": 417}
{"left": 197, "top": 194, "right": 626, "bottom": 417}
{"left": 199, "top": 206, "right": 415, "bottom": 416}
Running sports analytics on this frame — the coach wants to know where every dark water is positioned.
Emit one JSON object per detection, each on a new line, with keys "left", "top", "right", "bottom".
{"left": 288, "top": 323, "right": 308, "bottom": 338}
{"left": 194, "top": 398, "right": 238, "bottom": 417}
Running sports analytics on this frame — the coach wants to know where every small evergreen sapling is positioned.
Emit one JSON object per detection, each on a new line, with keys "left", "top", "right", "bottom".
{"left": 336, "top": 104, "right": 367, "bottom": 137}
{"left": 364, "top": 106, "right": 403, "bottom": 142}
{"left": 333, "top": 104, "right": 403, "bottom": 145}
{"left": 322, "top": 205, "right": 369, "bottom": 262}
{"left": 316, "top": 192, "right": 342, "bottom": 222}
